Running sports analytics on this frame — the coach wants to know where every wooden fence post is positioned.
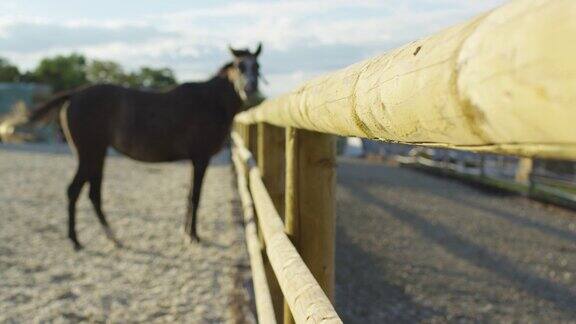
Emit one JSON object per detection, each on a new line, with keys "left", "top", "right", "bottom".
{"left": 257, "top": 122, "right": 286, "bottom": 322}
{"left": 237, "top": 123, "right": 253, "bottom": 154}
{"left": 284, "top": 127, "right": 336, "bottom": 324}
{"left": 258, "top": 123, "right": 286, "bottom": 216}
{"left": 515, "top": 157, "right": 534, "bottom": 183}
{"left": 248, "top": 124, "right": 259, "bottom": 162}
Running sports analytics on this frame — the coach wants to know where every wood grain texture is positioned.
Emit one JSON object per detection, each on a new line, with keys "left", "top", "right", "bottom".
{"left": 236, "top": 0, "right": 576, "bottom": 159}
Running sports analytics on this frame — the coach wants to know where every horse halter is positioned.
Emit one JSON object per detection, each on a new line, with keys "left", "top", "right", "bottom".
{"left": 227, "top": 57, "right": 259, "bottom": 102}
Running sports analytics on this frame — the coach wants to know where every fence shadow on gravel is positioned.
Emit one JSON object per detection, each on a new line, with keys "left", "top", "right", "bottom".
{"left": 344, "top": 180, "right": 576, "bottom": 316}
{"left": 335, "top": 226, "right": 445, "bottom": 322}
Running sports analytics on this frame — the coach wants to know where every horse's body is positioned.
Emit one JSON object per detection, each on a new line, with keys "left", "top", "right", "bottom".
{"left": 60, "top": 81, "right": 239, "bottom": 163}
{"left": 22, "top": 44, "right": 263, "bottom": 250}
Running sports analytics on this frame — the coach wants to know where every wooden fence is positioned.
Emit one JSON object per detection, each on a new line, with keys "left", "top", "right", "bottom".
{"left": 231, "top": 0, "right": 576, "bottom": 323}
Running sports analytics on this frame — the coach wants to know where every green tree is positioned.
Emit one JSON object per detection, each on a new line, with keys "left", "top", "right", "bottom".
{"left": 86, "top": 59, "right": 126, "bottom": 85}
{"left": 20, "top": 53, "right": 177, "bottom": 91}
{"left": 133, "top": 67, "right": 177, "bottom": 90}
{"left": 32, "top": 53, "right": 88, "bottom": 92}
{"left": 87, "top": 60, "right": 177, "bottom": 90}
{"left": 0, "top": 58, "right": 21, "bottom": 82}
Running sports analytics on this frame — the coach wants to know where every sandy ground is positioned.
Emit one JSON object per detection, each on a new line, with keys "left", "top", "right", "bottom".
{"left": 5, "top": 144, "right": 576, "bottom": 323}
{"left": 335, "top": 158, "right": 576, "bottom": 323}
{"left": 0, "top": 143, "right": 254, "bottom": 323}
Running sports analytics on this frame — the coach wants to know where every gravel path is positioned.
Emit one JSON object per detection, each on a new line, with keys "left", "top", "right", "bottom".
{"left": 335, "top": 158, "right": 576, "bottom": 323}
{"left": 0, "top": 143, "right": 254, "bottom": 323}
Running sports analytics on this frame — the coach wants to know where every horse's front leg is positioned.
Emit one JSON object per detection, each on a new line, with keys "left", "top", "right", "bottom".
{"left": 185, "top": 158, "right": 209, "bottom": 242}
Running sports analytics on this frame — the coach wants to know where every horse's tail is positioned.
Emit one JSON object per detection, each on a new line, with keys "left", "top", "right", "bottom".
{"left": 27, "top": 88, "right": 78, "bottom": 124}
{"left": 0, "top": 86, "right": 83, "bottom": 142}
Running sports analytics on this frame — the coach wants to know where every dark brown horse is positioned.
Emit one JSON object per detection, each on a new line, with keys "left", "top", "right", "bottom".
{"left": 23, "top": 44, "right": 263, "bottom": 250}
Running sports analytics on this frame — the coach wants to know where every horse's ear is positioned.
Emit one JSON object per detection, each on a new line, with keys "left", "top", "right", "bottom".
{"left": 254, "top": 42, "right": 262, "bottom": 57}
{"left": 228, "top": 45, "right": 242, "bottom": 57}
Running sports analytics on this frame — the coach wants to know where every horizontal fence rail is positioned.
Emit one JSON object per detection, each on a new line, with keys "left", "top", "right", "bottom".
{"left": 236, "top": 0, "right": 576, "bottom": 159}
{"left": 231, "top": 133, "right": 342, "bottom": 324}
{"left": 231, "top": 150, "right": 277, "bottom": 324}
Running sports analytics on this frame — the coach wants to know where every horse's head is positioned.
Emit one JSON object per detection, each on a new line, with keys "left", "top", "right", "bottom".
{"left": 226, "top": 43, "right": 263, "bottom": 102}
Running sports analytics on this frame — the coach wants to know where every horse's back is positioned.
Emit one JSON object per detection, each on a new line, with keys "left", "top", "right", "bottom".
{"left": 64, "top": 83, "right": 236, "bottom": 162}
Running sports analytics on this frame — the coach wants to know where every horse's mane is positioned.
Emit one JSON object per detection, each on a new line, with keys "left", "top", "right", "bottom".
{"left": 214, "top": 62, "right": 234, "bottom": 79}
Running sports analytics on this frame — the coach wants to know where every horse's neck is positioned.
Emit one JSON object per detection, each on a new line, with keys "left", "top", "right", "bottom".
{"left": 173, "top": 77, "right": 242, "bottom": 119}
{"left": 218, "top": 78, "right": 244, "bottom": 121}
{"left": 203, "top": 76, "right": 244, "bottom": 121}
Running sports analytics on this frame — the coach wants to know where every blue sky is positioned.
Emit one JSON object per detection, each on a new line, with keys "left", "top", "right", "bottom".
{"left": 0, "top": 0, "right": 505, "bottom": 95}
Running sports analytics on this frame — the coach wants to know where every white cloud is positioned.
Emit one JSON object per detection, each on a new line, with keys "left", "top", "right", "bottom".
{"left": 0, "top": 0, "right": 507, "bottom": 95}
{"left": 0, "top": 1, "right": 18, "bottom": 12}
{"left": 161, "top": 0, "right": 387, "bottom": 20}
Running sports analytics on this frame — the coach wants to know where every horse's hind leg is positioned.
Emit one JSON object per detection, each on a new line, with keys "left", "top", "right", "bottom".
{"left": 67, "top": 162, "right": 90, "bottom": 250}
{"left": 61, "top": 102, "right": 112, "bottom": 250}
{"left": 68, "top": 150, "right": 110, "bottom": 250}
{"left": 185, "top": 158, "right": 209, "bottom": 242}
{"left": 88, "top": 157, "right": 122, "bottom": 247}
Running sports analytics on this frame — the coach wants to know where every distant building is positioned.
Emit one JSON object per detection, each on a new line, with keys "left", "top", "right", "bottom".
{"left": 0, "top": 83, "right": 59, "bottom": 142}
{"left": 0, "top": 83, "right": 52, "bottom": 116}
